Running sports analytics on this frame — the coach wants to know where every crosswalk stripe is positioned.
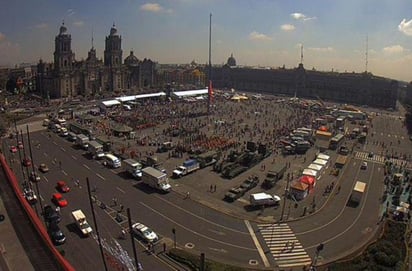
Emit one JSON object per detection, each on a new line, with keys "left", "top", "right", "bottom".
{"left": 257, "top": 223, "right": 311, "bottom": 268}
{"left": 354, "top": 151, "right": 411, "bottom": 169}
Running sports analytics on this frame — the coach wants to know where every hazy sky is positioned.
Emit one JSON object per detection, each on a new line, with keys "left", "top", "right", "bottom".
{"left": 1, "top": 0, "right": 412, "bottom": 81}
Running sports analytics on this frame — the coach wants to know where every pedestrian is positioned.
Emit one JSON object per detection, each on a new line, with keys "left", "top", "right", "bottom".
{"left": 213, "top": 185, "right": 216, "bottom": 192}
{"left": 163, "top": 243, "right": 167, "bottom": 253}
{"left": 119, "top": 204, "right": 124, "bottom": 213}
{"left": 59, "top": 160, "right": 62, "bottom": 169}
{"left": 210, "top": 184, "right": 213, "bottom": 192}
{"left": 112, "top": 197, "right": 118, "bottom": 206}
{"left": 291, "top": 241, "right": 295, "bottom": 251}
{"left": 185, "top": 192, "right": 190, "bottom": 199}
{"left": 137, "top": 262, "right": 143, "bottom": 271}
{"left": 55, "top": 206, "right": 60, "bottom": 213}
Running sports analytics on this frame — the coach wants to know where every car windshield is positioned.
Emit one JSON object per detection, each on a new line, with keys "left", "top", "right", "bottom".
{"left": 142, "top": 228, "right": 153, "bottom": 237}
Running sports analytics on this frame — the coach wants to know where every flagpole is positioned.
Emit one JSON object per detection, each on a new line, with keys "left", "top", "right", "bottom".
{"left": 208, "top": 13, "right": 212, "bottom": 115}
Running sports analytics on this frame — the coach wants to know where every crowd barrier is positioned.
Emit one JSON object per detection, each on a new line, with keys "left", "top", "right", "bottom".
{"left": 0, "top": 154, "right": 76, "bottom": 271}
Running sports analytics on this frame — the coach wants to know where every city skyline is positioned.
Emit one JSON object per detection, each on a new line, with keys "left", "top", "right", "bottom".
{"left": 1, "top": 0, "right": 412, "bottom": 82}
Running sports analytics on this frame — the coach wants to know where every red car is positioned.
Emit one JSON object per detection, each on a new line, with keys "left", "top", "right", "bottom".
{"left": 52, "top": 193, "right": 68, "bottom": 207}
{"left": 22, "top": 157, "right": 32, "bottom": 167}
{"left": 56, "top": 181, "right": 70, "bottom": 193}
{"left": 9, "top": 146, "right": 17, "bottom": 153}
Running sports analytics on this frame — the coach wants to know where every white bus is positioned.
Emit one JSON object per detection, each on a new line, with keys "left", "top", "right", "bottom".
{"left": 104, "top": 154, "right": 121, "bottom": 168}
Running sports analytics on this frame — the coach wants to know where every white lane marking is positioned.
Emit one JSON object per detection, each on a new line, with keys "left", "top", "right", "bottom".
{"left": 43, "top": 176, "right": 49, "bottom": 183}
{"left": 61, "top": 170, "right": 68, "bottom": 176}
{"left": 110, "top": 169, "right": 117, "bottom": 174}
{"left": 154, "top": 195, "right": 249, "bottom": 235}
{"left": 43, "top": 153, "right": 48, "bottom": 157}
{"left": 40, "top": 195, "right": 45, "bottom": 201}
{"left": 244, "top": 220, "right": 270, "bottom": 267}
{"left": 96, "top": 173, "right": 106, "bottom": 181}
{"left": 83, "top": 164, "right": 90, "bottom": 170}
{"left": 71, "top": 155, "right": 77, "bottom": 160}
{"left": 53, "top": 141, "right": 57, "bottom": 145}
{"left": 208, "top": 247, "right": 227, "bottom": 253}
{"left": 139, "top": 202, "right": 255, "bottom": 251}
{"left": 116, "top": 187, "right": 126, "bottom": 194}
{"left": 60, "top": 147, "right": 66, "bottom": 152}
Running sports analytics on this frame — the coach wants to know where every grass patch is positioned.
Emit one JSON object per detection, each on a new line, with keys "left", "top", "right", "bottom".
{"left": 328, "top": 219, "right": 409, "bottom": 271}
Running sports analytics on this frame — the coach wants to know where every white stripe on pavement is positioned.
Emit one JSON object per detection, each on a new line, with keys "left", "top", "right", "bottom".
{"left": 96, "top": 173, "right": 106, "bottom": 181}
{"left": 83, "top": 164, "right": 90, "bottom": 170}
{"left": 116, "top": 187, "right": 126, "bottom": 194}
{"left": 61, "top": 170, "right": 68, "bottom": 176}
{"left": 244, "top": 220, "right": 270, "bottom": 267}
{"left": 71, "top": 155, "right": 77, "bottom": 160}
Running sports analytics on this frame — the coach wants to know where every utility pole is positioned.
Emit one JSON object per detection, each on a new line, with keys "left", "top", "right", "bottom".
{"left": 86, "top": 177, "right": 108, "bottom": 271}
{"left": 127, "top": 208, "right": 140, "bottom": 271}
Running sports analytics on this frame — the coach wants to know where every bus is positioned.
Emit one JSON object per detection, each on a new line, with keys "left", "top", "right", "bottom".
{"left": 335, "top": 154, "right": 348, "bottom": 168}
{"left": 329, "top": 133, "right": 345, "bottom": 150}
{"left": 349, "top": 181, "right": 366, "bottom": 206}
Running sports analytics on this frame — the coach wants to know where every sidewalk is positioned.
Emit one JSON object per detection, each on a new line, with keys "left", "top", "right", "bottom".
{"left": 0, "top": 196, "right": 35, "bottom": 271}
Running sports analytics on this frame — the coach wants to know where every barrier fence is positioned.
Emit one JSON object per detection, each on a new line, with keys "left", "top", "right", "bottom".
{"left": 0, "top": 153, "right": 76, "bottom": 271}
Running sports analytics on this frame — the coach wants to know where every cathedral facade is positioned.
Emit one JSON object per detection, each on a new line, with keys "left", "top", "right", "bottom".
{"left": 36, "top": 23, "right": 157, "bottom": 99}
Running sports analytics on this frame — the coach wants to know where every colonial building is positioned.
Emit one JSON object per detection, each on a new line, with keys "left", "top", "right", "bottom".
{"left": 36, "top": 23, "right": 157, "bottom": 99}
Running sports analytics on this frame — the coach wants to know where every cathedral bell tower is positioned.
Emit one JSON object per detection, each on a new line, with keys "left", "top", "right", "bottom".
{"left": 104, "top": 24, "right": 123, "bottom": 92}
{"left": 54, "top": 22, "right": 75, "bottom": 73}
{"left": 104, "top": 24, "right": 122, "bottom": 67}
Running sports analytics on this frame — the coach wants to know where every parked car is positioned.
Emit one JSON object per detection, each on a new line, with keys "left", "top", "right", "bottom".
{"left": 56, "top": 181, "right": 70, "bottom": 193}
{"left": 132, "top": 222, "right": 159, "bottom": 243}
{"left": 38, "top": 163, "right": 49, "bottom": 173}
{"left": 43, "top": 205, "right": 61, "bottom": 224}
{"left": 22, "top": 157, "right": 32, "bottom": 167}
{"left": 52, "top": 193, "right": 68, "bottom": 207}
{"left": 48, "top": 223, "right": 66, "bottom": 245}
{"left": 9, "top": 145, "right": 17, "bottom": 153}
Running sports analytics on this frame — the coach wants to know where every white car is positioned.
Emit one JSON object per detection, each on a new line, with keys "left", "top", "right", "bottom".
{"left": 132, "top": 222, "right": 158, "bottom": 243}
{"left": 361, "top": 161, "right": 368, "bottom": 169}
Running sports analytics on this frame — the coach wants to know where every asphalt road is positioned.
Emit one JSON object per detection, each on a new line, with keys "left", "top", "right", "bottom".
{"left": 3, "top": 104, "right": 411, "bottom": 271}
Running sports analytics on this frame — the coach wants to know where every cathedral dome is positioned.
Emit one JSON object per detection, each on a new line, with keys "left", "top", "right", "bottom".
{"left": 227, "top": 53, "right": 236, "bottom": 67}
{"left": 124, "top": 51, "right": 139, "bottom": 66}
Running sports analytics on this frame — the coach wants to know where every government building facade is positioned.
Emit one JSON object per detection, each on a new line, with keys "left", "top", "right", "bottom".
{"left": 211, "top": 54, "right": 398, "bottom": 109}
{"left": 36, "top": 23, "right": 157, "bottom": 99}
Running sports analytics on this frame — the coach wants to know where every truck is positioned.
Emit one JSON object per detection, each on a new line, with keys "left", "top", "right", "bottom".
{"left": 88, "top": 141, "right": 104, "bottom": 159}
{"left": 76, "top": 134, "right": 89, "bottom": 150}
{"left": 124, "top": 158, "right": 142, "bottom": 179}
{"left": 141, "top": 167, "right": 171, "bottom": 193}
{"left": 262, "top": 164, "right": 287, "bottom": 189}
{"left": 140, "top": 155, "right": 166, "bottom": 173}
{"left": 194, "top": 150, "right": 220, "bottom": 168}
{"left": 250, "top": 193, "right": 281, "bottom": 207}
{"left": 172, "top": 159, "right": 200, "bottom": 178}
{"left": 348, "top": 181, "right": 366, "bottom": 206}
{"left": 335, "top": 154, "right": 348, "bottom": 168}
{"left": 71, "top": 209, "right": 93, "bottom": 236}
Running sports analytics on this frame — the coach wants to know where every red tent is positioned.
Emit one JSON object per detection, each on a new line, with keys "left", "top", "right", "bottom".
{"left": 300, "top": 175, "right": 316, "bottom": 190}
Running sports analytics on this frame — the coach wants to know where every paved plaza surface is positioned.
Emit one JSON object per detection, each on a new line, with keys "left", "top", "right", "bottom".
{"left": 2, "top": 93, "right": 412, "bottom": 270}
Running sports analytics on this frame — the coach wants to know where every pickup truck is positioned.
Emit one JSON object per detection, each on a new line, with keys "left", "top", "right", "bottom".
{"left": 172, "top": 159, "right": 200, "bottom": 178}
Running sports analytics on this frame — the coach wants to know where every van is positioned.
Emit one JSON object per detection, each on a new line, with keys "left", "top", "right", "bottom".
{"left": 104, "top": 154, "right": 121, "bottom": 168}
{"left": 53, "top": 124, "right": 62, "bottom": 133}
{"left": 250, "top": 193, "right": 280, "bottom": 207}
